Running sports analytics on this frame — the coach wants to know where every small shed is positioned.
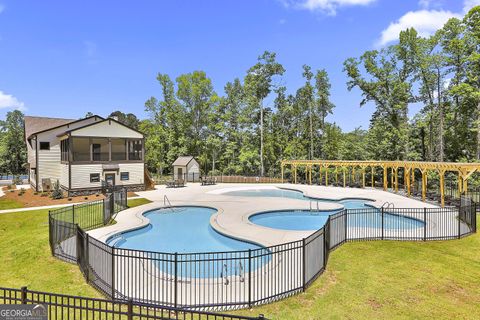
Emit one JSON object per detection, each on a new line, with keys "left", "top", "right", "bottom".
{"left": 172, "top": 156, "right": 200, "bottom": 182}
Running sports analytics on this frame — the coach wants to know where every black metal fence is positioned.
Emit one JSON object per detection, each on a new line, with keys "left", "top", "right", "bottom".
{"left": 49, "top": 192, "right": 477, "bottom": 310}
{"left": 0, "top": 286, "right": 264, "bottom": 320}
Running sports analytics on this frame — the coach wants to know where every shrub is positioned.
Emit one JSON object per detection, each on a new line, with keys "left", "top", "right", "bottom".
{"left": 51, "top": 180, "right": 64, "bottom": 200}
{"left": 18, "top": 188, "right": 26, "bottom": 196}
{"left": 12, "top": 175, "right": 23, "bottom": 185}
{"left": 40, "top": 192, "right": 48, "bottom": 197}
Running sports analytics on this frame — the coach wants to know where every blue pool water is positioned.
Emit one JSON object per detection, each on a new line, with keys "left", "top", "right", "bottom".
{"left": 109, "top": 206, "right": 261, "bottom": 253}
{"left": 107, "top": 206, "right": 268, "bottom": 278}
{"left": 250, "top": 209, "right": 424, "bottom": 231}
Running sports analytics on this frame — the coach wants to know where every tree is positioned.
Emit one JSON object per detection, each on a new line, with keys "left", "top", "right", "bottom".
{"left": 244, "top": 51, "right": 285, "bottom": 176}
{"left": 109, "top": 110, "right": 140, "bottom": 129}
{"left": 0, "top": 110, "right": 27, "bottom": 174}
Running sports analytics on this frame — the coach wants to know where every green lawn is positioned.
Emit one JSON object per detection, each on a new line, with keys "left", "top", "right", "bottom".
{"left": 1, "top": 203, "right": 479, "bottom": 319}
{"left": 0, "top": 198, "right": 150, "bottom": 296}
{"left": 0, "top": 197, "right": 24, "bottom": 210}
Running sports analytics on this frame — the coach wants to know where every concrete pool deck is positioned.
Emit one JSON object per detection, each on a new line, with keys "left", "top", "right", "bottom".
{"left": 88, "top": 183, "right": 440, "bottom": 248}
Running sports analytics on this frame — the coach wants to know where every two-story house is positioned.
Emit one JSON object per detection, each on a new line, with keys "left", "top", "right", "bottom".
{"left": 25, "top": 115, "right": 145, "bottom": 196}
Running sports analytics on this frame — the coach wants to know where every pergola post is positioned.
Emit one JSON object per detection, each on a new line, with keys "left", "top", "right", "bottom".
{"left": 325, "top": 166, "right": 329, "bottom": 187}
{"left": 335, "top": 167, "right": 338, "bottom": 186}
{"left": 281, "top": 164, "right": 284, "bottom": 183}
{"left": 319, "top": 166, "right": 322, "bottom": 185}
{"left": 421, "top": 169, "right": 427, "bottom": 202}
{"left": 383, "top": 166, "right": 388, "bottom": 191}
{"left": 439, "top": 169, "right": 445, "bottom": 207}
{"left": 308, "top": 165, "right": 312, "bottom": 185}
{"left": 390, "top": 168, "right": 394, "bottom": 191}
{"left": 394, "top": 167, "right": 398, "bottom": 193}
{"left": 405, "top": 167, "right": 411, "bottom": 197}
{"left": 412, "top": 168, "right": 415, "bottom": 194}
{"left": 294, "top": 164, "right": 297, "bottom": 184}
{"left": 362, "top": 167, "right": 366, "bottom": 188}
{"left": 371, "top": 166, "right": 374, "bottom": 188}
{"left": 343, "top": 168, "right": 346, "bottom": 188}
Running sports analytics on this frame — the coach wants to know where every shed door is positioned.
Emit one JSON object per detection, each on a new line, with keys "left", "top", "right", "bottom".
{"left": 177, "top": 167, "right": 183, "bottom": 180}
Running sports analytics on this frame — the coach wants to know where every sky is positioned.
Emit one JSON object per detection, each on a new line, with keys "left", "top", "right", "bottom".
{"left": 0, "top": 0, "right": 478, "bottom": 131}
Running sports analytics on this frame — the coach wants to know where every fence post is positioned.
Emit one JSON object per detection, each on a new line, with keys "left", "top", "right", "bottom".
{"left": 423, "top": 208, "right": 427, "bottom": 241}
{"left": 248, "top": 249, "right": 252, "bottom": 308}
{"left": 127, "top": 299, "right": 133, "bottom": 320}
{"left": 85, "top": 233, "right": 90, "bottom": 281}
{"left": 302, "top": 238, "right": 306, "bottom": 292}
{"left": 381, "top": 207, "right": 384, "bottom": 240}
{"left": 458, "top": 206, "right": 461, "bottom": 239}
{"left": 344, "top": 209, "right": 348, "bottom": 242}
{"left": 72, "top": 204, "right": 75, "bottom": 225}
{"left": 174, "top": 252, "right": 178, "bottom": 309}
{"left": 21, "top": 286, "right": 27, "bottom": 304}
{"left": 111, "top": 247, "right": 115, "bottom": 299}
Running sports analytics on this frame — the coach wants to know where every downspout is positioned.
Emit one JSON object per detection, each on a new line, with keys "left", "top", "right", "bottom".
{"left": 35, "top": 136, "right": 39, "bottom": 192}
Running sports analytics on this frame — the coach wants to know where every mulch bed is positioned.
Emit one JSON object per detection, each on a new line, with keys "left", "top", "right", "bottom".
{"left": 1, "top": 187, "right": 105, "bottom": 208}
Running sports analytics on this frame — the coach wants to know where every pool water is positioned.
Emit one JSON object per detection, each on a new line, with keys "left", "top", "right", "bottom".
{"left": 109, "top": 206, "right": 261, "bottom": 253}
{"left": 250, "top": 209, "right": 424, "bottom": 231}
{"left": 108, "top": 206, "right": 268, "bottom": 278}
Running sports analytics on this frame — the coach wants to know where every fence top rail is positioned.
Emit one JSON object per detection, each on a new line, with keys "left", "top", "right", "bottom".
{"left": 50, "top": 199, "right": 475, "bottom": 258}
{"left": 0, "top": 286, "right": 263, "bottom": 320}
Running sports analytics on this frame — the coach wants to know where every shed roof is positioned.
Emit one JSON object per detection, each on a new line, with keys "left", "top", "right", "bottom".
{"left": 172, "top": 156, "right": 195, "bottom": 166}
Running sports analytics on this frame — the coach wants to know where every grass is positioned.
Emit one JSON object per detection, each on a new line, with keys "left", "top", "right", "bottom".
{"left": 0, "top": 198, "right": 151, "bottom": 296}
{"left": 1, "top": 202, "right": 479, "bottom": 319}
{"left": 236, "top": 221, "right": 480, "bottom": 319}
{"left": 0, "top": 196, "right": 24, "bottom": 210}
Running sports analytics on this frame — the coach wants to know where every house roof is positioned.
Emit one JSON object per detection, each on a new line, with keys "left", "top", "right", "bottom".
{"left": 172, "top": 156, "right": 195, "bottom": 166}
{"left": 24, "top": 116, "right": 75, "bottom": 140}
{"left": 25, "top": 115, "right": 104, "bottom": 140}
{"left": 60, "top": 117, "right": 144, "bottom": 137}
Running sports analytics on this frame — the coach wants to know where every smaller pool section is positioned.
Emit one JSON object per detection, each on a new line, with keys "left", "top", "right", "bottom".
{"left": 250, "top": 209, "right": 424, "bottom": 231}
{"left": 108, "top": 206, "right": 269, "bottom": 278}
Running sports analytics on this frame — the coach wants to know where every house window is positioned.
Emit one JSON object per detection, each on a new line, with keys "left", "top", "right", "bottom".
{"left": 60, "top": 139, "right": 69, "bottom": 162}
{"left": 128, "top": 140, "right": 143, "bottom": 160}
{"left": 91, "top": 138, "right": 109, "bottom": 161}
{"left": 72, "top": 137, "right": 90, "bottom": 161}
{"left": 111, "top": 139, "right": 127, "bottom": 161}
{"left": 90, "top": 173, "right": 100, "bottom": 183}
{"left": 120, "top": 172, "right": 129, "bottom": 181}
{"left": 39, "top": 142, "right": 50, "bottom": 150}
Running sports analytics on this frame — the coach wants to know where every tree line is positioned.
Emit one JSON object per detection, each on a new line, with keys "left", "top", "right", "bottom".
{"left": 1, "top": 6, "right": 479, "bottom": 178}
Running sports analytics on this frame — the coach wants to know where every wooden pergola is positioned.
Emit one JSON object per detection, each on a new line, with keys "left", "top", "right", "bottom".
{"left": 280, "top": 160, "right": 480, "bottom": 207}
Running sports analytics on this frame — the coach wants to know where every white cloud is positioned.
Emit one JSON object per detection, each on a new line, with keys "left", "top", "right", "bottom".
{"left": 281, "top": 0, "right": 376, "bottom": 15}
{"left": 377, "top": 0, "right": 480, "bottom": 47}
{"left": 0, "top": 91, "right": 25, "bottom": 110}
{"left": 463, "top": 0, "right": 480, "bottom": 13}
{"left": 377, "top": 10, "right": 460, "bottom": 46}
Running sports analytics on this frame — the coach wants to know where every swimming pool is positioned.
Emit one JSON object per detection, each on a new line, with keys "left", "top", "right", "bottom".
{"left": 107, "top": 206, "right": 268, "bottom": 277}
{"left": 222, "top": 187, "right": 371, "bottom": 209}
{"left": 250, "top": 209, "right": 424, "bottom": 231}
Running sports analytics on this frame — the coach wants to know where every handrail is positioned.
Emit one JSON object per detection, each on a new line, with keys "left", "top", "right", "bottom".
{"left": 164, "top": 195, "right": 172, "bottom": 208}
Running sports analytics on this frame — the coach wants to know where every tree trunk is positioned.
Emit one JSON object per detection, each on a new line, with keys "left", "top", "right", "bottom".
{"left": 437, "top": 70, "right": 444, "bottom": 162}
{"left": 477, "top": 100, "right": 480, "bottom": 160}
{"left": 309, "top": 102, "right": 313, "bottom": 160}
{"left": 260, "top": 102, "right": 264, "bottom": 176}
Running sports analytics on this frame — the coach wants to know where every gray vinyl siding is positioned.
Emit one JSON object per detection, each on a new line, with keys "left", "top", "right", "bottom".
{"left": 70, "top": 163, "right": 144, "bottom": 189}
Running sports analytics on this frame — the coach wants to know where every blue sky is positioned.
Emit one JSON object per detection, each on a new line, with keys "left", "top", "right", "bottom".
{"left": 0, "top": 0, "right": 477, "bottom": 131}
